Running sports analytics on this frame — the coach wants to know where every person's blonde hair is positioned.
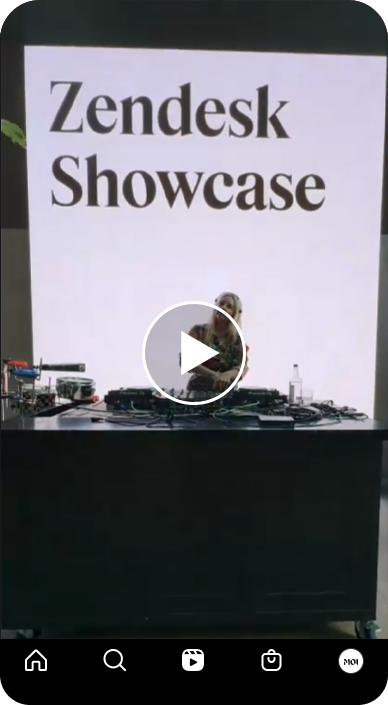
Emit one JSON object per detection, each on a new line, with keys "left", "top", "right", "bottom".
{"left": 205, "top": 292, "right": 243, "bottom": 345}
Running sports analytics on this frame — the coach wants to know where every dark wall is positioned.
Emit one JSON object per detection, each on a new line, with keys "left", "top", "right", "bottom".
{"left": 0, "top": 229, "right": 33, "bottom": 365}
{"left": 1, "top": 41, "right": 32, "bottom": 368}
{"left": 375, "top": 235, "right": 388, "bottom": 483}
{"left": 1, "top": 42, "right": 28, "bottom": 230}
{"left": 375, "top": 236, "right": 388, "bottom": 423}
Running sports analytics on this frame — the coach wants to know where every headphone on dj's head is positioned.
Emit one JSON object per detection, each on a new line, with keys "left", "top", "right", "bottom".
{"left": 215, "top": 292, "right": 243, "bottom": 316}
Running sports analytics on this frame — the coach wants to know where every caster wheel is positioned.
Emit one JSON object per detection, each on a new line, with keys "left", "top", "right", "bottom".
{"left": 355, "top": 621, "right": 379, "bottom": 639}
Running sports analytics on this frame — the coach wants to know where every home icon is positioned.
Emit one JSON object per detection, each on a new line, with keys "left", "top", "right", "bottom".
{"left": 25, "top": 650, "right": 47, "bottom": 672}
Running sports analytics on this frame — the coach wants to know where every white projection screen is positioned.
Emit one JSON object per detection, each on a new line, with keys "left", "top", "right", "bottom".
{"left": 24, "top": 47, "right": 386, "bottom": 414}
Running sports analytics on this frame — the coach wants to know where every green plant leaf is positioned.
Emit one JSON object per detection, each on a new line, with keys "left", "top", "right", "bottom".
{"left": 1, "top": 119, "right": 26, "bottom": 148}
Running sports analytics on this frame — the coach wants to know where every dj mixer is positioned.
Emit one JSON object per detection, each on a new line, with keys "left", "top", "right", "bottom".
{"left": 104, "top": 387, "right": 287, "bottom": 413}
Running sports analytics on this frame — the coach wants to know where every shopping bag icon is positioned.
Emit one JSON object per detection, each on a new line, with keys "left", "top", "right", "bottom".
{"left": 261, "top": 649, "right": 282, "bottom": 671}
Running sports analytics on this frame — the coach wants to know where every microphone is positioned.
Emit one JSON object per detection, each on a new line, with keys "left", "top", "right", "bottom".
{"left": 40, "top": 363, "right": 86, "bottom": 373}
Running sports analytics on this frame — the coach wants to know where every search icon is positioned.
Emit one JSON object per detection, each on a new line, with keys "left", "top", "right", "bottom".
{"left": 103, "top": 649, "right": 126, "bottom": 671}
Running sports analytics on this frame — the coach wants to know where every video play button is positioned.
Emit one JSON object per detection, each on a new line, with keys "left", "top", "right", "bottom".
{"left": 180, "top": 332, "right": 219, "bottom": 375}
{"left": 142, "top": 301, "right": 246, "bottom": 406}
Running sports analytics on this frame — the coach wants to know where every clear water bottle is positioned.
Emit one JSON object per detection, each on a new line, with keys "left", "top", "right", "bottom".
{"left": 289, "top": 364, "right": 302, "bottom": 403}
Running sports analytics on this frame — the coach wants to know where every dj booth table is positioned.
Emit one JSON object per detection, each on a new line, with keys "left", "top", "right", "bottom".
{"left": 2, "top": 411, "right": 387, "bottom": 638}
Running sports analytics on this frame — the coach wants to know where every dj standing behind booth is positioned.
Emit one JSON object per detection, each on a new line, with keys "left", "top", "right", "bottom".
{"left": 186, "top": 292, "right": 249, "bottom": 392}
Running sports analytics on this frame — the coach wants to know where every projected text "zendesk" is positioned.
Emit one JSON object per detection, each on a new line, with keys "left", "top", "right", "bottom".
{"left": 49, "top": 82, "right": 326, "bottom": 212}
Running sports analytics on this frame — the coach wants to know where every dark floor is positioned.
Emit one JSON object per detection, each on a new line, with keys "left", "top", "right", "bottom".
{"left": 2, "top": 492, "right": 387, "bottom": 640}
